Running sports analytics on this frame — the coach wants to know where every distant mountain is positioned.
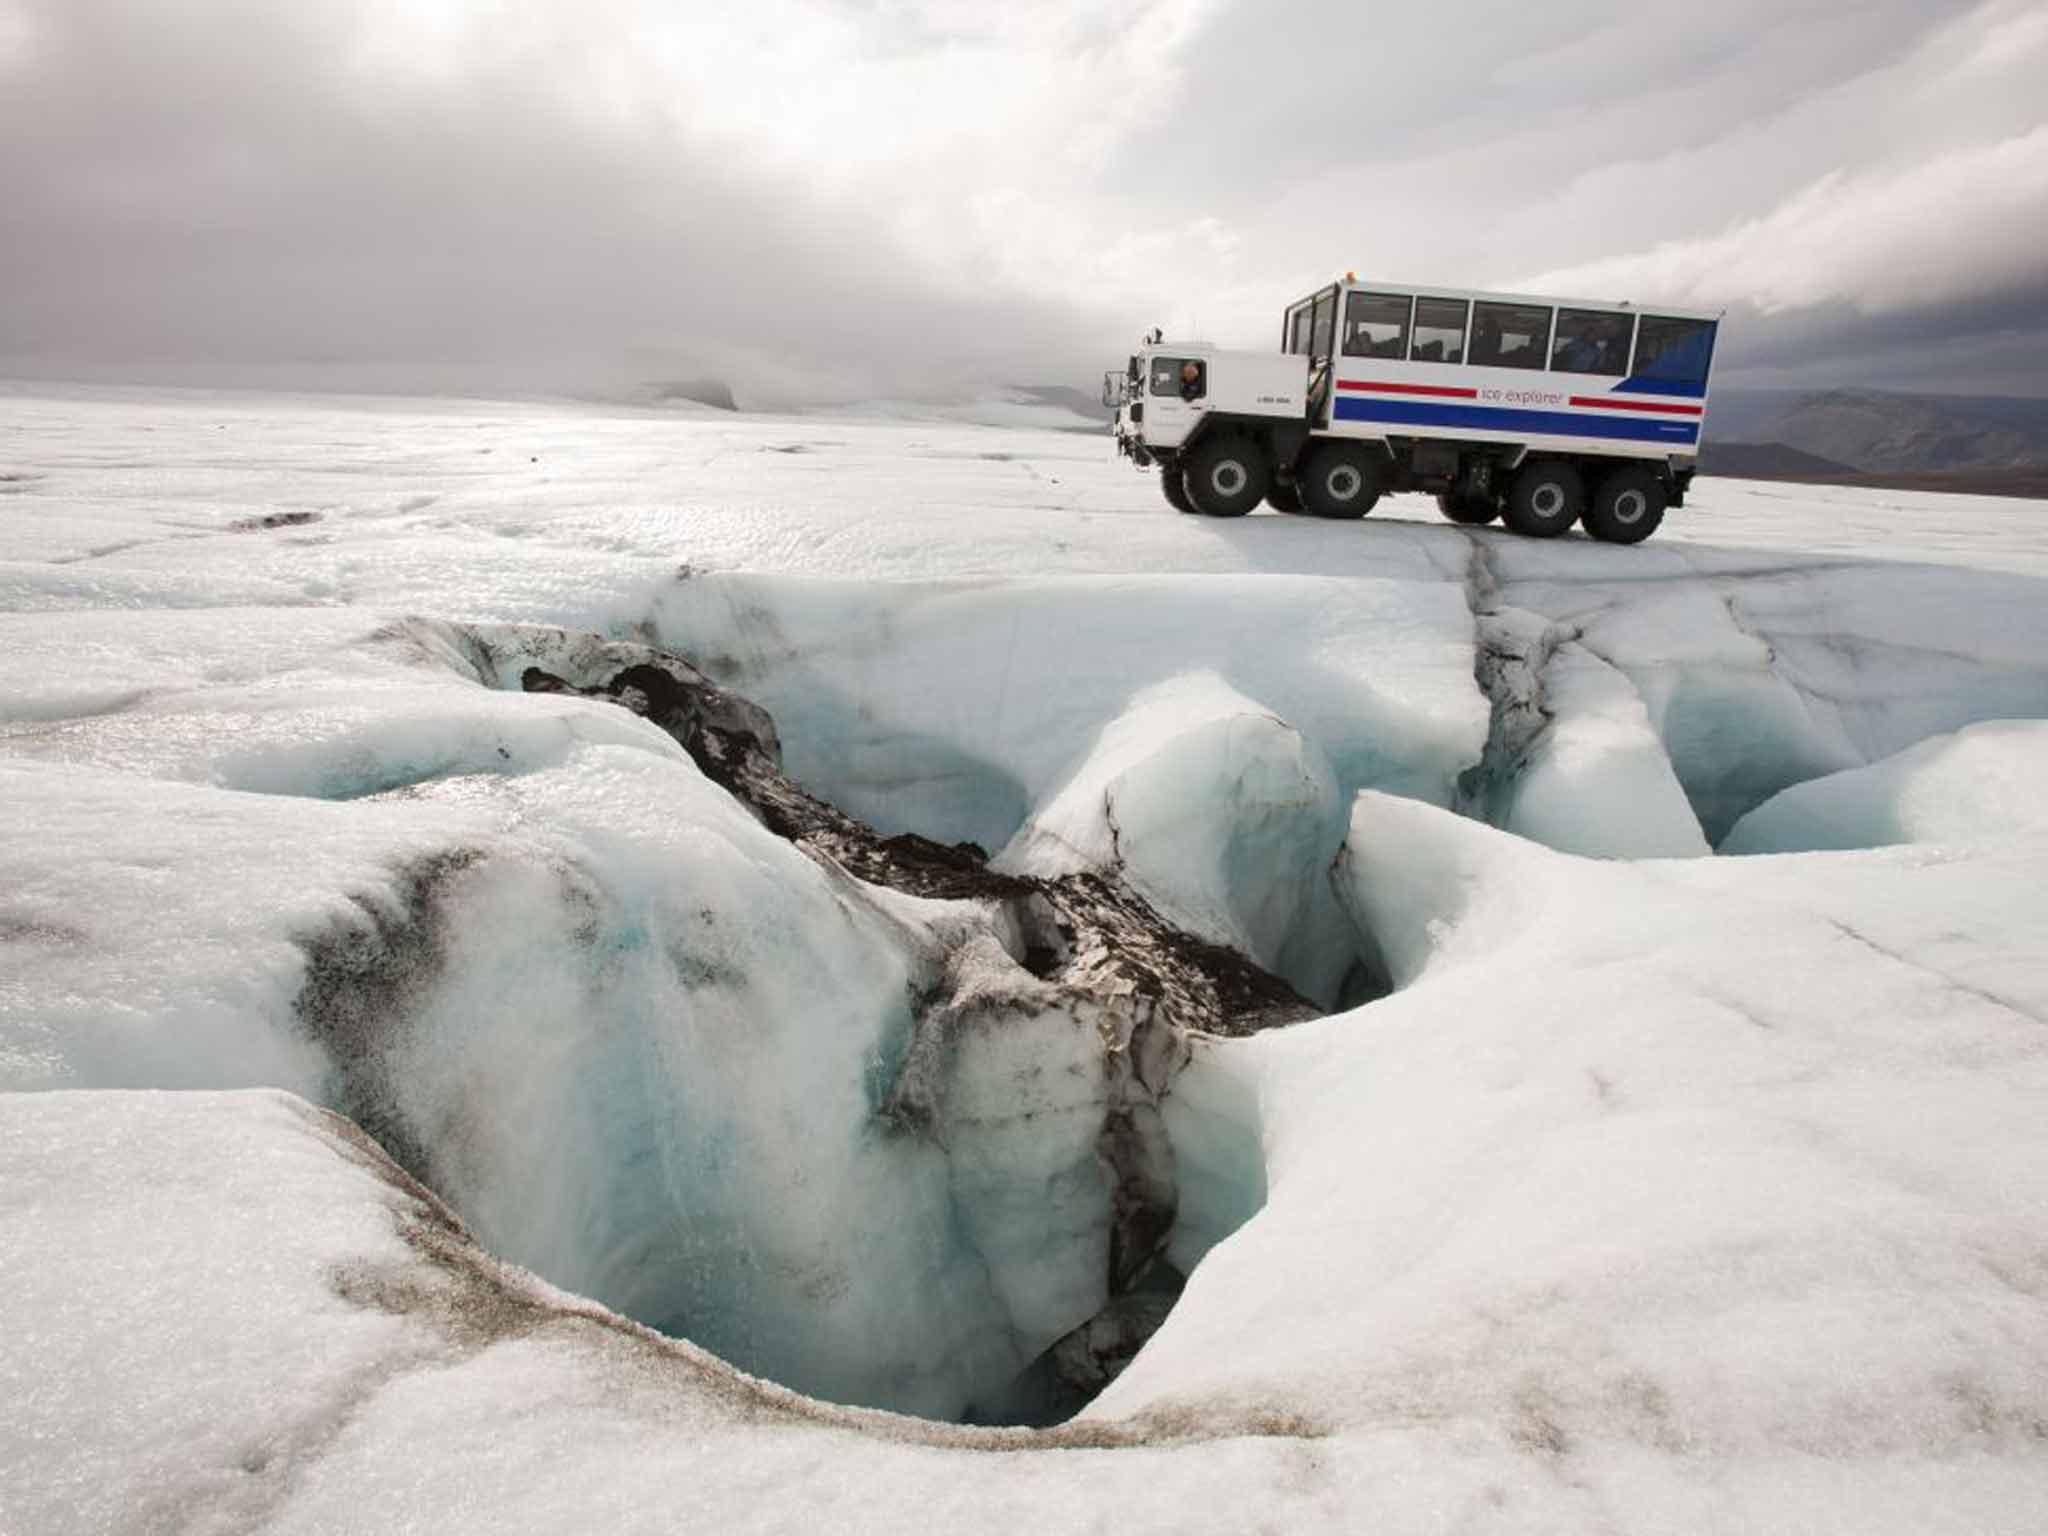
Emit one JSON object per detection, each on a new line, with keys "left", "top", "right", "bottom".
{"left": 1702, "top": 459, "right": 2048, "bottom": 499}
{"left": 640, "top": 378, "right": 739, "bottom": 411}
{"left": 1707, "top": 389, "right": 2048, "bottom": 475}
{"left": 1699, "top": 441, "right": 1860, "bottom": 479}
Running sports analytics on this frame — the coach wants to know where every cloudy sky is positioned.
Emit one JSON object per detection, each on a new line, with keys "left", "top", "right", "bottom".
{"left": 2, "top": 0, "right": 2044, "bottom": 403}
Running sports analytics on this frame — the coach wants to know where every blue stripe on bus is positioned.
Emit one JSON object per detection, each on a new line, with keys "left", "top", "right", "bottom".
{"left": 1333, "top": 396, "right": 1702, "bottom": 445}
{"left": 1611, "top": 374, "right": 1707, "bottom": 399}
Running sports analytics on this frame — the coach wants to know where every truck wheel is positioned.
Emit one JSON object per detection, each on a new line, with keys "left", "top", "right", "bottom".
{"left": 1437, "top": 492, "right": 1497, "bottom": 526}
{"left": 1184, "top": 436, "right": 1269, "bottom": 517}
{"left": 1504, "top": 461, "right": 1583, "bottom": 537}
{"left": 1583, "top": 467, "right": 1667, "bottom": 544}
{"left": 1300, "top": 443, "right": 1381, "bottom": 519}
{"left": 1160, "top": 467, "right": 1196, "bottom": 515}
{"left": 1265, "top": 482, "right": 1303, "bottom": 514}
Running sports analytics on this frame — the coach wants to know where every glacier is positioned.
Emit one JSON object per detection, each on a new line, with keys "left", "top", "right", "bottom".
{"left": 3, "top": 382, "right": 2048, "bottom": 1532}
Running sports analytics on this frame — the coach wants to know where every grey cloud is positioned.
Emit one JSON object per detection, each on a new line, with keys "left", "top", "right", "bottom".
{"left": 1101, "top": 0, "right": 1947, "bottom": 240}
{"left": 0, "top": 1, "right": 1115, "bottom": 403}
{"left": 1, "top": 0, "right": 2042, "bottom": 401}
{"left": 1716, "top": 286, "right": 2048, "bottom": 396}
{"left": 1102, "top": 0, "right": 2047, "bottom": 395}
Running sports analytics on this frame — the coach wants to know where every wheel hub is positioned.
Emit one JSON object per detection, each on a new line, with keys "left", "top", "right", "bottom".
{"left": 1327, "top": 466, "right": 1361, "bottom": 500}
{"left": 1212, "top": 461, "right": 1247, "bottom": 496}
{"left": 1613, "top": 489, "right": 1647, "bottom": 524}
{"left": 1532, "top": 484, "right": 1565, "bottom": 517}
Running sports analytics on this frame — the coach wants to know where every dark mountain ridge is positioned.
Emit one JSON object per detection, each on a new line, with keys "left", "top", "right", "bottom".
{"left": 1706, "top": 388, "right": 2048, "bottom": 475}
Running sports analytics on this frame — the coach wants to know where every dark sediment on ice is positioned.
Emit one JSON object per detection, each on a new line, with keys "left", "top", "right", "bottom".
{"left": 519, "top": 657, "right": 1318, "bottom": 1042}
{"left": 294, "top": 624, "right": 1307, "bottom": 1424}
{"left": 516, "top": 639, "right": 1313, "bottom": 1397}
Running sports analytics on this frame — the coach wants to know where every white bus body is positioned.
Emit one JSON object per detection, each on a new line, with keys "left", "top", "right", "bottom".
{"left": 1106, "top": 278, "right": 1720, "bottom": 543}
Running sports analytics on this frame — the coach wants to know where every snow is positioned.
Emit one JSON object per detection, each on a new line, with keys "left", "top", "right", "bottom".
{"left": 1123, "top": 795, "right": 2048, "bottom": 1511}
{"left": 1482, "top": 547, "right": 2048, "bottom": 844}
{"left": 1498, "top": 636, "right": 1710, "bottom": 858}
{"left": 1, "top": 713, "right": 1130, "bottom": 1422}
{"left": 996, "top": 670, "right": 1350, "bottom": 990}
{"left": 1724, "top": 718, "right": 2048, "bottom": 853}
{"left": 639, "top": 568, "right": 1482, "bottom": 854}
{"left": 5, "top": 381, "right": 2048, "bottom": 1531}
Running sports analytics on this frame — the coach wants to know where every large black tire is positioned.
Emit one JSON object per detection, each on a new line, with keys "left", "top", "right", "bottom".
{"left": 1160, "top": 467, "right": 1196, "bottom": 515}
{"left": 1265, "top": 481, "right": 1304, "bottom": 514}
{"left": 1183, "top": 436, "right": 1269, "bottom": 517}
{"left": 1299, "top": 442, "right": 1382, "bottom": 519}
{"left": 1437, "top": 491, "right": 1498, "bottom": 526}
{"left": 1582, "top": 465, "right": 1668, "bottom": 544}
{"left": 1504, "top": 460, "right": 1584, "bottom": 538}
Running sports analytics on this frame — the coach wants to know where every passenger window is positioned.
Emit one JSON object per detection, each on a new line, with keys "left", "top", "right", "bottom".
{"left": 1342, "top": 292, "right": 1412, "bottom": 359}
{"left": 1311, "top": 291, "right": 1337, "bottom": 359}
{"left": 1285, "top": 306, "right": 1311, "bottom": 356}
{"left": 1632, "top": 317, "right": 1717, "bottom": 384}
{"left": 1470, "top": 302, "right": 1551, "bottom": 370}
{"left": 1410, "top": 297, "right": 1468, "bottom": 364}
{"left": 1550, "top": 309, "right": 1632, "bottom": 377}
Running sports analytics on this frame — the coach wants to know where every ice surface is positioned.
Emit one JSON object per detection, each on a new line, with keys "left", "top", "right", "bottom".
{"left": 1724, "top": 718, "right": 2048, "bottom": 853}
{"left": 6, "top": 383, "right": 2048, "bottom": 1530}
{"left": 1488, "top": 549, "right": 2048, "bottom": 842}
{"left": 1102, "top": 796, "right": 2048, "bottom": 1516}
{"left": 1498, "top": 638, "right": 1710, "bottom": 857}
{"left": 0, "top": 758, "right": 483, "bottom": 1093}
{"left": 1156, "top": 1035, "right": 1269, "bottom": 1277}
{"left": 0, "top": 1091, "right": 451, "bottom": 1536}
{"left": 997, "top": 670, "right": 1352, "bottom": 993}
{"left": 1459, "top": 597, "right": 1709, "bottom": 860}
{"left": 2, "top": 718, "right": 1127, "bottom": 1420}
{"left": 640, "top": 568, "right": 1484, "bottom": 855}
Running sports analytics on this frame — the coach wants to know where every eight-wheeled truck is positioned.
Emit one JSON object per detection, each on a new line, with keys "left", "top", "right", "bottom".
{"left": 1104, "top": 277, "right": 1719, "bottom": 543}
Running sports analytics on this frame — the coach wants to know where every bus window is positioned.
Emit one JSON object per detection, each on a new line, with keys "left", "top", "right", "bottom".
{"left": 1470, "top": 302, "right": 1551, "bottom": 370}
{"left": 1310, "top": 288, "right": 1337, "bottom": 359}
{"left": 1410, "top": 297, "right": 1468, "bottom": 364}
{"left": 1550, "top": 309, "right": 1632, "bottom": 376}
{"left": 1632, "top": 317, "right": 1717, "bottom": 384}
{"left": 1342, "top": 292, "right": 1412, "bottom": 359}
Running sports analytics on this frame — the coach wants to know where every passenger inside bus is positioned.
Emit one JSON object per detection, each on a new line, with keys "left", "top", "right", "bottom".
{"left": 1341, "top": 292, "right": 1412, "bottom": 360}
{"left": 1469, "top": 303, "right": 1550, "bottom": 370}
{"left": 1409, "top": 297, "right": 1467, "bottom": 364}
{"left": 1551, "top": 309, "right": 1632, "bottom": 376}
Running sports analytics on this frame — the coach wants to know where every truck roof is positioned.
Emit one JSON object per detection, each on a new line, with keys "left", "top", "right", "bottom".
{"left": 1302, "top": 277, "right": 1722, "bottom": 324}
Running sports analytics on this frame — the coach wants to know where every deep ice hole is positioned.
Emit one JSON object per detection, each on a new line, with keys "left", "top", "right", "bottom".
{"left": 287, "top": 622, "right": 1305, "bottom": 1427}
{"left": 278, "top": 563, "right": 2048, "bottom": 1429}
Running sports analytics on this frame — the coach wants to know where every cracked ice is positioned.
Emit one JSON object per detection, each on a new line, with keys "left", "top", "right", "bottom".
{"left": 4, "top": 386, "right": 2048, "bottom": 1534}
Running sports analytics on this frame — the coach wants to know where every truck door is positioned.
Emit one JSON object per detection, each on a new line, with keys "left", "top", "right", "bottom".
{"left": 1305, "top": 285, "right": 1339, "bottom": 428}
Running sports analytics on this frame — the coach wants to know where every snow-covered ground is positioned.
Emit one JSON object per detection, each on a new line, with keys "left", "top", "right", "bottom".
{"left": 4, "top": 383, "right": 2047, "bottom": 1532}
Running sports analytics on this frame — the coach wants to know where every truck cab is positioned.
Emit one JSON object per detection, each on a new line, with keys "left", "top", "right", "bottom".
{"left": 1106, "top": 344, "right": 1310, "bottom": 458}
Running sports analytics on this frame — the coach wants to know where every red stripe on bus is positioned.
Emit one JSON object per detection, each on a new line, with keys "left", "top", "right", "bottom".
{"left": 1335, "top": 380, "right": 1479, "bottom": 399}
{"left": 1570, "top": 395, "right": 1704, "bottom": 416}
